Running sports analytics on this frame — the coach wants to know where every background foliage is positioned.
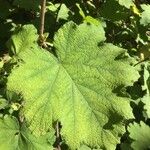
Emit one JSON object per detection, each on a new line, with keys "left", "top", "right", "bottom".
{"left": 0, "top": 0, "right": 150, "bottom": 150}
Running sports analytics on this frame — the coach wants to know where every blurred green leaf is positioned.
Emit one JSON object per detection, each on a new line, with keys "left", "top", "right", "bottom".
{"left": 0, "top": 96, "right": 8, "bottom": 110}
{"left": 140, "top": 4, "right": 150, "bottom": 26}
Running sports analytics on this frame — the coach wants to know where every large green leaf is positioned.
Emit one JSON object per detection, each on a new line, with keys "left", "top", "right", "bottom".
{"left": 0, "top": 116, "right": 54, "bottom": 150}
{"left": 7, "top": 22, "right": 139, "bottom": 149}
{"left": 128, "top": 121, "right": 150, "bottom": 150}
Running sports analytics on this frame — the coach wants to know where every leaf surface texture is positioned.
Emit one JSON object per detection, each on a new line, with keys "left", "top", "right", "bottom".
{"left": 7, "top": 22, "right": 139, "bottom": 149}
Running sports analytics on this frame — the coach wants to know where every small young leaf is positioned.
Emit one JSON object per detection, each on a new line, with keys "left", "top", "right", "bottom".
{"left": 7, "top": 25, "right": 38, "bottom": 55}
{"left": 57, "top": 4, "right": 69, "bottom": 21}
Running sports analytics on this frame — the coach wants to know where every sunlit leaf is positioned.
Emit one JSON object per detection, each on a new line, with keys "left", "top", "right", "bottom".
{"left": 7, "top": 22, "right": 139, "bottom": 149}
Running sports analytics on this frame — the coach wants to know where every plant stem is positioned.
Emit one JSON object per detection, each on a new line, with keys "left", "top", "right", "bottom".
{"left": 56, "top": 121, "right": 61, "bottom": 150}
{"left": 39, "top": 0, "right": 46, "bottom": 39}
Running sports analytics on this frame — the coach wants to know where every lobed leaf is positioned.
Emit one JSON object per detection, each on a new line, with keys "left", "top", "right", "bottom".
{"left": 7, "top": 22, "right": 139, "bottom": 149}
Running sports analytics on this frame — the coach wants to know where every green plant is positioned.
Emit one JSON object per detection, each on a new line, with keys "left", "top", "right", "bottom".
{"left": 0, "top": 0, "right": 150, "bottom": 150}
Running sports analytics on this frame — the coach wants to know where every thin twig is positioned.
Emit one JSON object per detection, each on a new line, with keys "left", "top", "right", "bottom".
{"left": 56, "top": 121, "right": 61, "bottom": 150}
{"left": 134, "top": 57, "right": 149, "bottom": 66}
{"left": 39, "top": 0, "right": 46, "bottom": 40}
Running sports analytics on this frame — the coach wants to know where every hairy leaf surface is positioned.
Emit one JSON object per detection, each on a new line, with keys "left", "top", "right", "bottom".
{"left": 7, "top": 22, "right": 139, "bottom": 149}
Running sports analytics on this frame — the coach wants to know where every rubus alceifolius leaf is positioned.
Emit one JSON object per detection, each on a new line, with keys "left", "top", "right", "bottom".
{"left": 0, "top": 116, "right": 54, "bottom": 150}
{"left": 7, "top": 22, "right": 139, "bottom": 149}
